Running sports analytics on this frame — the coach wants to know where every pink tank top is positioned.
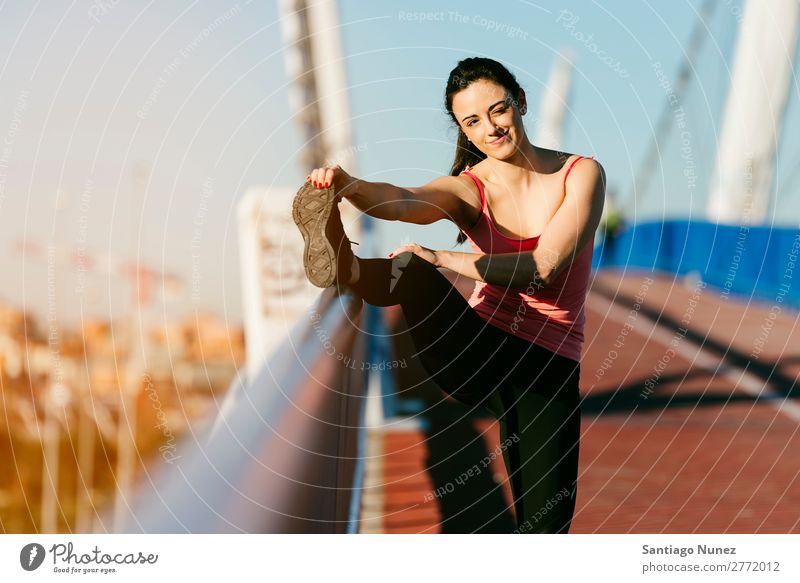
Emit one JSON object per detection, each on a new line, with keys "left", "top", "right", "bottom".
{"left": 460, "top": 156, "right": 595, "bottom": 362}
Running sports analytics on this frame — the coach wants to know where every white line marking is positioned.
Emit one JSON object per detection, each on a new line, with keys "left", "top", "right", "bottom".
{"left": 586, "top": 292, "right": 800, "bottom": 423}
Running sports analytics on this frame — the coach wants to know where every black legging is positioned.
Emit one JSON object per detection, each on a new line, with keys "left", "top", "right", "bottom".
{"left": 349, "top": 252, "right": 582, "bottom": 534}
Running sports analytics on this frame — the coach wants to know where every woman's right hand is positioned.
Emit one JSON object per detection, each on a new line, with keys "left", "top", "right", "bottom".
{"left": 307, "top": 164, "right": 358, "bottom": 199}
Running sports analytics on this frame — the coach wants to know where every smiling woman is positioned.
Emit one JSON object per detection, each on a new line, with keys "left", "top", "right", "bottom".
{"left": 293, "top": 56, "right": 605, "bottom": 534}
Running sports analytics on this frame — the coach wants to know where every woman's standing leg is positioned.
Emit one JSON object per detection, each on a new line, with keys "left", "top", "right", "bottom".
{"left": 485, "top": 347, "right": 582, "bottom": 533}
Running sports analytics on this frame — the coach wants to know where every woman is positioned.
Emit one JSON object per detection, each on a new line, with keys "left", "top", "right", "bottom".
{"left": 292, "top": 57, "right": 605, "bottom": 533}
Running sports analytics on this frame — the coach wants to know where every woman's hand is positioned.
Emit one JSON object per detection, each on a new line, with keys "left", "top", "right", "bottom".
{"left": 307, "top": 164, "right": 358, "bottom": 199}
{"left": 388, "top": 242, "right": 440, "bottom": 267}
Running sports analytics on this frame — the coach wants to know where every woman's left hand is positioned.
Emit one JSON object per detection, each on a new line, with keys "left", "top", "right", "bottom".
{"left": 388, "top": 242, "right": 440, "bottom": 266}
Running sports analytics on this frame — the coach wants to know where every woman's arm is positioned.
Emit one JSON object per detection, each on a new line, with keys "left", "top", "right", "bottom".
{"left": 308, "top": 165, "right": 479, "bottom": 225}
{"left": 390, "top": 243, "right": 557, "bottom": 289}
{"left": 433, "top": 249, "right": 550, "bottom": 289}
{"left": 391, "top": 159, "right": 606, "bottom": 288}
{"left": 349, "top": 175, "right": 473, "bottom": 225}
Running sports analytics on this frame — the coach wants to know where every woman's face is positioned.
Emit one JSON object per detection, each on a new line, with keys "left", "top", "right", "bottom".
{"left": 451, "top": 79, "right": 526, "bottom": 160}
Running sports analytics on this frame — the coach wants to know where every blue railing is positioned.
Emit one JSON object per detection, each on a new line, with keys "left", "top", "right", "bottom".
{"left": 594, "top": 219, "right": 800, "bottom": 309}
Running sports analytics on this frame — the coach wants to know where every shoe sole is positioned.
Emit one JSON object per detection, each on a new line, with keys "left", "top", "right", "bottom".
{"left": 292, "top": 181, "right": 338, "bottom": 288}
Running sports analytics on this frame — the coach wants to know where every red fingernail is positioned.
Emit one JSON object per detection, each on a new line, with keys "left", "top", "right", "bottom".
{"left": 313, "top": 181, "right": 318, "bottom": 187}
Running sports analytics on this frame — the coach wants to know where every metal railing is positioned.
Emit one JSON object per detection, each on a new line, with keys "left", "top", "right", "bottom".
{"left": 113, "top": 287, "right": 368, "bottom": 533}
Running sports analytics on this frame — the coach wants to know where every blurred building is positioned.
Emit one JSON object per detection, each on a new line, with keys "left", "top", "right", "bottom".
{"left": 0, "top": 300, "right": 244, "bottom": 532}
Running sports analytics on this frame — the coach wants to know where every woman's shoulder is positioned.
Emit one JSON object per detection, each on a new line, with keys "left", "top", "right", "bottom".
{"left": 453, "top": 162, "right": 486, "bottom": 201}
{"left": 462, "top": 159, "right": 487, "bottom": 175}
{"left": 556, "top": 150, "right": 601, "bottom": 171}
{"left": 546, "top": 151, "right": 603, "bottom": 192}
{"left": 449, "top": 166, "right": 485, "bottom": 230}
{"left": 550, "top": 150, "right": 590, "bottom": 173}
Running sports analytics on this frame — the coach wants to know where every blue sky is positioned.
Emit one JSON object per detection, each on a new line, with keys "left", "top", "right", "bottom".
{"left": 0, "top": 0, "right": 797, "bottom": 325}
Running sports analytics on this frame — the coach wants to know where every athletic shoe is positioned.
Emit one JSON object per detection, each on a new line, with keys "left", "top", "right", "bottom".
{"left": 292, "top": 181, "right": 357, "bottom": 288}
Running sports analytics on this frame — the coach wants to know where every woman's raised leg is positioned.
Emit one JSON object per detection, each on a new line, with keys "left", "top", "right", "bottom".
{"left": 348, "top": 252, "right": 522, "bottom": 406}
